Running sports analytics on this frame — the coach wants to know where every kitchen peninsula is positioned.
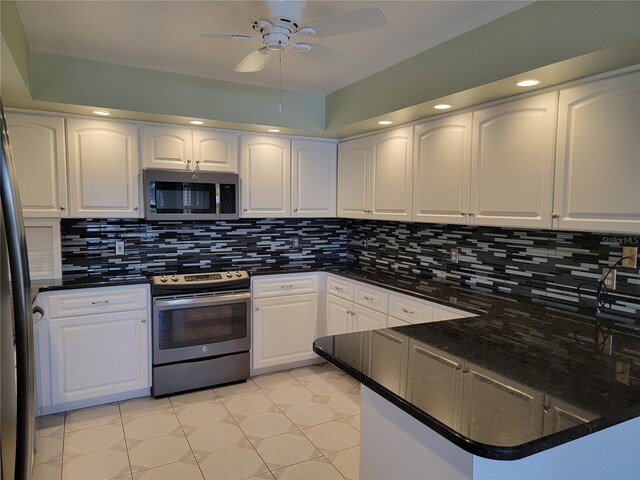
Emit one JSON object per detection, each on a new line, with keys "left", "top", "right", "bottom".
{"left": 314, "top": 283, "right": 640, "bottom": 480}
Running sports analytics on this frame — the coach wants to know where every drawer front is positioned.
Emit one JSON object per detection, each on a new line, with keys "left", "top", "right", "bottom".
{"left": 47, "top": 285, "right": 149, "bottom": 318}
{"left": 389, "top": 294, "right": 433, "bottom": 324}
{"left": 252, "top": 274, "right": 319, "bottom": 298}
{"left": 354, "top": 284, "right": 389, "bottom": 313}
{"left": 326, "top": 276, "right": 354, "bottom": 301}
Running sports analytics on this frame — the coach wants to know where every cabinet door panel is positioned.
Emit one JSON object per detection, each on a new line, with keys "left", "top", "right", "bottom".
{"left": 193, "top": 130, "right": 238, "bottom": 172}
{"left": 554, "top": 72, "right": 640, "bottom": 233}
{"left": 337, "top": 137, "right": 369, "bottom": 218}
{"left": 413, "top": 113, "right": 471, "bottom": 224}
{"left": 353, "top": 304, "right": 387, "bottom": 332}
{"left": 143, "top": 126, "right": 192, "bottom": 170}
{"left": 461, "top": 364, "right": 544, "bottom": 446}
{"left": 67, "top": 119, "right": 140, "bottom": 218}
{"left": 292, "top": 140, "right": 336, "bottom": 217}
{"left": 371, "top": 127, "right": 413, "bottom": 221}
{"left": 252, "top": 293, "right": 318, "bottom": 369}
{"left": 241, "top": 136, "right": 291, "bottom": 217}
{"left": 6, "top": 114, "right": 67, "bottom": 218}
{"left": 326, "top": 295, "right": 352, "bottom": 336}
{"left": 49, "top": 310, "right": 150, "bottom": 404}
{"left": 470, "top": 93, "right": 557, "bottom": 228}
{"left": 368, "top": 329, "right": 408, "bottom": 396}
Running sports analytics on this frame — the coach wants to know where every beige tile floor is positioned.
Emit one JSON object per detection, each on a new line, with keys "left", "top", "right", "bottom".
{"left": 32, "top": 363, "right": 361, "bottom": 480}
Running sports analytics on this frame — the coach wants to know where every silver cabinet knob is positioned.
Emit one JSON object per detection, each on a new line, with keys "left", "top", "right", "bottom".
{"left": 141, "top": 318, "right": 146, "bottom": 323}
{"left": 468, "top": 212, "right": 475, "bottom": 216}
{"left": 255, "top": 306, "right": 260, "bottom": 311}
{"left": 60, "top": 205, "right": 66, "bottom": 210}
{"left": 195, "top": 159, "right": 200, "bottom": 164}
{"left": 187, "top": 158, "right": 192, "bottom": 163}
{"left": 460, "top": 211, "right": 467, "bottom": 216}
{"left": 134, "top": 206, "right": 139, "bottom": 211}
{"left": 552, "top": 213, "right": 559, "bottom": 218}
{"left": 243, "top": 208, "right": 248, "bottom": 212}
{"left": 293, "top": 208, "right": 298, "bottom": 212}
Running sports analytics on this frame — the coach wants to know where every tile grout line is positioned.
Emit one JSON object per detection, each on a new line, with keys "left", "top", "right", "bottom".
{"left": 117, "top": 402, "right": 135, "bottom": 480}
{"left": 168, "top": 389, "right": 208, "bottom": 480}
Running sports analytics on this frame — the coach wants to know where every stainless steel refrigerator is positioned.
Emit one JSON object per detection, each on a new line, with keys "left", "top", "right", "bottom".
{"left": 1, "top": 100, "right": 35, "bottom": 480}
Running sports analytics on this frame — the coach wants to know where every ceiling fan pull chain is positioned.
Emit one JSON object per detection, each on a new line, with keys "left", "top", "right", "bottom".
{"left": 279, "top": 49, "right": 283, "bottom": 113}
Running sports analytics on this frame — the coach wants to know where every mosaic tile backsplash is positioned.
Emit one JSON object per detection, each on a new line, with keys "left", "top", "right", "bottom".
{"left": 345, "top": 220, "right": 640, "bottom": 321}
{"left": 61, "top": 218, "right": 639, "bottom": 321}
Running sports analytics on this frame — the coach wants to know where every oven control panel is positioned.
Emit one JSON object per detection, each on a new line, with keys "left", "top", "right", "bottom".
{"left": 151, "top": 270, "right": 249, "bottom": 288}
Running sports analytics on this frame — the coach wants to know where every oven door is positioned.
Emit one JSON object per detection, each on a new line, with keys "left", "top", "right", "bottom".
{"left": 152, "top": 291, "right": 250, "bottom": 365}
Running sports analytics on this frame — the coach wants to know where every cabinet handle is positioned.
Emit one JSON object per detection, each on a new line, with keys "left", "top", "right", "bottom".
{"left": 552, "top": 213, "right": 559, "bottom": 218}
{"left": 463, "top": 369, "right": 469, "bottom": 374}
{"left": 460, "top": 211, "right": 467, "bottom": 216}
{"left": 134, "top": 206, "right": 139, "bottom": 211}
{"left": 468, "top": 212, "right": 474, "bottom": 216}
{"left": 243, "top": 208, "right": 248, "bottom": 212}
{"left": 91, "top": 300, "right": 110, "bottom": 305}
{"left": 334, "top": 286, "right": 344, "bottom": 291}
{"left": 364, "top": 296, "right": 374, "bottom": 301}
{"left": 141, "top": 318, "right": 146, "bottom": 323}
{"left": 402, "top": 308, "right": 414, "bottom": 314}
{"left": 255, "top": 306, "right": 260, "bottom": 311}
{"left": 187, "top": 158, "right": 192, "bottom": 163}
{"left": 543, "top": 406, "right": 550, "bottom": 413}
{"left": 196, "top": 159, "right": 200, "bottom": 164}
{"left": 293, "top": 208, "right": 298, "bottom": 212}
{"left": 60, "top": 205, "right": 66, "bottom": 210}
{"left": 280, "top": 284, "right": 294, "bottom": 288}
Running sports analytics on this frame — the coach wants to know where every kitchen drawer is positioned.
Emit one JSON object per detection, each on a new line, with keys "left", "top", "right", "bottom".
{"left": 326, "top": 275, "right": 355, "bottom": 301}
{"left": 252, "top": 274, "right": 319, "bottom": 298}
{"left": 354, "top": 284, "right": 389, "bottom": 313}
{"left": 47, "top": 285, "right": 149, "bottom": 319}
{"left": 389, "top": 294, "right": 433, "bottom": 324}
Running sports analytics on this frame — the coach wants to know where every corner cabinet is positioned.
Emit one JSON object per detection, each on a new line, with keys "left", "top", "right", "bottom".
{"left": 337, "top": 126, "right": 413, "bottom": 221}
{"left": 470, "top": 92, "right": 557, "bottom": 229}
{"left": 143, "top": 125, "right": 238, "bottom": 172}
{"left": 240, "top": 135, "right": 291, "bottom": 218}
{"left": 413, "top": 113, "right": 472, "bottom": 225}
{"left": 291, "top": 140, "right": 337, "bottom": 217}
{"left": 553, "top": 71, "right": 640, "bottom": 234}
{"left": 66, "top": 119, "right": 142, "bottom": 218}
{"left": 5, "top": 113, "right": 68, "bottom": 218}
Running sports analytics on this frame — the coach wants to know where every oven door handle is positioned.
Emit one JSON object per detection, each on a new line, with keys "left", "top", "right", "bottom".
{"left": 154, "top": 292, "right": 251, "bottom": 308}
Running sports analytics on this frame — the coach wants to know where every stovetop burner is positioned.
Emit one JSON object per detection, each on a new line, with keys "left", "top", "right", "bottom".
{"left": 151, "top": 270, "right": 250, "bottom": 295}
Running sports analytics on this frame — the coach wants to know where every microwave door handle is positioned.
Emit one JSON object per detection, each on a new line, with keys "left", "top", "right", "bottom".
{"left": 215, "top": 182, "right": 221, "bottom": 217}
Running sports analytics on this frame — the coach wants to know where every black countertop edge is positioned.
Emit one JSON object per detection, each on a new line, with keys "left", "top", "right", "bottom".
{"left": 313, "top": 342, "right": 640, "bottom": 461}
{"left": 34, "top": 277, "right": 150, "bottom": 293}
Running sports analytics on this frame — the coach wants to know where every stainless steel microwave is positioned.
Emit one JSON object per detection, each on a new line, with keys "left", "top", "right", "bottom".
{"left": 143, "top": 169, "right": 239, "bottom": 220}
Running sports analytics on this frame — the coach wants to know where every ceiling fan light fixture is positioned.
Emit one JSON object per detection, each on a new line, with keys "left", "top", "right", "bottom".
{"left": 378, "top": 120, "right": 393, "bottom": 125}
{"left": 434, "top": 104, "right": 452, "bottom": 110}
{"left": 516, "top": 79, "right": 540, "bottom": 87}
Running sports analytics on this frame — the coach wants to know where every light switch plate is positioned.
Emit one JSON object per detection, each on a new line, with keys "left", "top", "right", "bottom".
{"left": 621, "top": 246, "right": 638, "bottom": 269}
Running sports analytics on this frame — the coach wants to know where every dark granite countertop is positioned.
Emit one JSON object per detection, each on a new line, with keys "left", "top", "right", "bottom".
{"left": 312, "top": 271, "right": 640, "bottom": 460}
{"left": 33, "top": 275, "right": 150, "bottom": 294}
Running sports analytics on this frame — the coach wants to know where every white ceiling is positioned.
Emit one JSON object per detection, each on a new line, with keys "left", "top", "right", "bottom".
{"left": 16, "top": 1, "right": 531, "bottom": 95}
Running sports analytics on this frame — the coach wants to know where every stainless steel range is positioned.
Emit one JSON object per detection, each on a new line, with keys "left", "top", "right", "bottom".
{"left": 151, "top": 270, "right": 250, "bottom": 396}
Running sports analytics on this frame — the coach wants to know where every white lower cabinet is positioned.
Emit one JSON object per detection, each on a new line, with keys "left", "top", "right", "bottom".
{"left": 37, "top": 285, "right": 151, "bottom": 414}
{"left": 326, "top": 294, "right": 353, "bottom": 336}
{"left": 353, "top": 304, "right": 387, "bottom": 331}
{"left": 252, "top": 293, "right": 319, "bottom": 370}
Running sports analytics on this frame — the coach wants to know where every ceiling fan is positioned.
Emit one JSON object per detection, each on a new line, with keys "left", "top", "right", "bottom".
{"left": 195, "top": 0, "right": 387, "bottom": 73}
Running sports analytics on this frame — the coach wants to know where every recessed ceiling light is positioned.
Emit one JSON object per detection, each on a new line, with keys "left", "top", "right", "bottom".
{"left": 93, "top": 110, "right": 110, "bottom": 116}
{"left": 433, "top": 104, "right": 452, "bottom": 110}
{"left": 189, "top": 120, "right": 204, "bottom": 125}
{"left": 516, "top": 79, "right": 540, "bottom": 87}
{"left": 378, "top": 120, "right": 393, "bottom": 125}
{"left": 267, "top": 128, "right": 280, "bottom": 133}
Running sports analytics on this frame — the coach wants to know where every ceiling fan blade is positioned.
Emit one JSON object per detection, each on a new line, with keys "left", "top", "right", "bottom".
{"left": 187, "top": 31, "right": 260, "bottom": 41}
{"left": 304, "top": 5, "right": 386, "bottom": 37}
{"left": 234, "top": 48, "right": 272, "bottom": 73}
{"left": 293, "top": 42, "right": 353, "bottom": 64}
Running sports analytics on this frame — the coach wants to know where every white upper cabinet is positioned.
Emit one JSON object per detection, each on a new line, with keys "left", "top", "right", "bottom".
{"left": 553, "top": 71, "right": 640, "bottom": 234}
{"left": 240, "top": 135, "right": 291, "bottom": 217}
{"left": 470, "top": 92, "right": 557, "bottom": 229}
{"left": 66, "top": 118, "right": 141, "bottom": 218}
{"left": 143, "top": 126, "right": 238, "bottom": 172}
{"left": 337, "top": 136, "right": 370, "bottom": 218}
{"left": 370, "top": 127, "right": 413, "bottom": 222}
{"left": 413, "top": 113, "right": 472, "bottom": 225}
{"left": 291, "top": 140, "right": 337, "bottom": 217}
{"left": 5, "top": 113, "right": 68, "bottom": 218}
{"left": 337, "top": 126, "right": 413, "bottom": 221}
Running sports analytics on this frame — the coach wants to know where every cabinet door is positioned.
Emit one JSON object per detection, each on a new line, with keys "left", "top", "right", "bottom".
{"left": 352, "top": 304, "right": 387, "bottom": 332}
{"left": 470, "top": 92, "right": 557, "bottom": 228}
{"left": 48, "top": 310, "right": 150, "bottom": 405}
{"left": 240, "top": 136, "right": 291, "bottom": 217}
{"left": 6, "top": 114, "right": 68, "bottom": 218}
{"left": 192, "top": 129, "right": 238, "bottom": 172}
{"left": 368, "top": 329, "right": 409, "bottom": 396}
{"left": 325, "top": 295, "right": 353, "bottom": 336}
{"left": 543, "top": 397, "right": 596, "bottom": 436}
{"left": 252, "top": 293, "right": 319, "bottom": 369}
{"left": 291, "top": 140, "right": 337, "bottom": 217}
{"left": 406, "top": 342, "right": 463, "bottom": 431}
{"left": 461, "top": 364, "right": 544, "bottom": 446}
{"left": 370, "top": 127, "right": 413, "bottom": 221}
{"left": 143, "top": 126, "right": 192, "bottom": 170}
{"left": 413, "top": 113, "right": 471, "bottom": 225}
{"left": 337, "top": 137, "right": 369, "bottom": 219}
{"left": 67, "top": 119, "right": 141, "bottom": 218}
{"left": 554, "top": 72, "right": 640, "bottom": 233}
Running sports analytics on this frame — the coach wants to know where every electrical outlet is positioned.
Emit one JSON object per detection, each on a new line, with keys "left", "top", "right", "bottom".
{"left": 115, "top": 241, "right": 125, "bottom": 256}
{"left": 615, "top": 361, "right": 630, "bottom": 385}
{"left": 292, "top": 238, "right": 300, "bottom": 248}
{"left": 450, "top": 248, "right": 459, "bottom": 263}
{"left": 621, "top": 246, "right": 638, "bottom": 269}
{"left": 601, "top": 268, "right": 616, "bottom": 290}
